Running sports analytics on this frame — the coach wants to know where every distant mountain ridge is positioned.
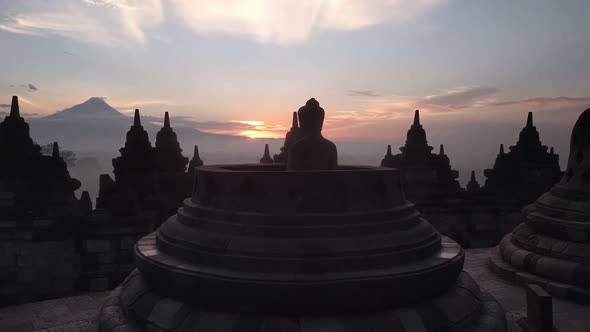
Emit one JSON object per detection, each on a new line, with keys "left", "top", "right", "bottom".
{"left": 24, "top": 97, "right": 281, "bottom": 201}
{"left": 27, "top": 97, "right": 276, "bottom": 157}
{"left": 44, "top": 97, "right": 127, "bottom": 119}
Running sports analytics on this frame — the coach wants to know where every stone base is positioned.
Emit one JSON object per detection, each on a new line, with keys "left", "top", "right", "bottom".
{"left": 488, "top": 235, "right": 590, "bottom": 303}
{"left": 99, "top": 270, "right": 506, "bottom": 332}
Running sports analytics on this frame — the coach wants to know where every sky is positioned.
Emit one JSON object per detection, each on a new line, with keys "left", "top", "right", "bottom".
{"left": 0, "top": 0, "right": 589, "bottom": 145}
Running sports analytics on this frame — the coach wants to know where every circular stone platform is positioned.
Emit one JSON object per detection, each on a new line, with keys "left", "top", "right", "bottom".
{"left": 100, "top": 269, "right": 504, "bottom": 332}
{"left": 99, "top": 164, "right": 504, "bottom": 331}
{"left": 489, "top": 108, "right": 590, "bottom": 303}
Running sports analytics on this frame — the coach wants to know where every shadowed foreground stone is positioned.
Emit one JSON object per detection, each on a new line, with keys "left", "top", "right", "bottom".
{"left": 99, "top": 99, "right": 505, "bottom": 331}
{"left": 490, "top": 108, "right": 590, "bottom": 303}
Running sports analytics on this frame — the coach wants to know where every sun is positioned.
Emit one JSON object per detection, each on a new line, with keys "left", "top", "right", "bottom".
{"left": 239, "top": 130, "right": 280, "bottom": 139}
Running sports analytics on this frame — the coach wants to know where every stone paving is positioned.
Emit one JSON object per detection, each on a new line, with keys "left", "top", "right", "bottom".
{"left": 464, "top": 248, "right": 590, "bottom": 332}
{"left": 1, "top": 248, "right": 589, "bottom": 331}
{"left": 0, "top": 292, "right": 108, "bottom": 332}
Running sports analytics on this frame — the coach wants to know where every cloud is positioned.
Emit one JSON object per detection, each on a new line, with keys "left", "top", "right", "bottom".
{"left": 492, "top": 96, "right": 590, "bottom": 109}
{"left": 8, "top": 83, "right": 39, "bottom": 92}
{"left": 171, "top": 0, "right": 446, "bottom": 45}
{"left": 192, "top": 120, "right": 286, "bottom": 138}
{"left": 335, "top": 86, "right": 502, "bottom": 126}
{"left": 328, "top": 87, "right": 590, "bottom": 137}
{"left": 20, "top": 83, "right": 38, "bottom": 91}
{"left": 13, "top": 95, "right": 37, "bottom": 107}
{"left": 0, "top": 111, "right": 38, "bottom": 117}
{"left": 346, "top": 90, "right": 379, "bottom": 97}
{"left": 324, "top": 95, "right": 415, "bottom": 137}
{"left": 0, "top": 0, "right": 445, "bottom": 46}
{"left": 114, "top": 98, "right": 173, "bottom": 110}
{"left": 0, "top": 0, "right": 163, "bottom": 46}
{"left": 120, "top": 112, "right": 287, "bottom": 138}
{"left": 125, "top": 113, "right": 194, "bottom": 124}
{"left": 421, "top": 87, "right": 500, "bottom": 109}
{"left": 330, "top": 86, "right": 500, "bottom": 126}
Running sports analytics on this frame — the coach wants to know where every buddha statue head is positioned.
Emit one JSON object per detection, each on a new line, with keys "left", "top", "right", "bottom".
{"left": 298, "top": 98, "right": 325, "bottom": 132}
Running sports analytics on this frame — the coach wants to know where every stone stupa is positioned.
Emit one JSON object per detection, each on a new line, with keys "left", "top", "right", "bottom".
{"left": 259, "top": 144, "right": 273, "bottom": 164}
{"left": 273, "top": 111, "right": 300, "bottom": 163}
{"left": 99, "top": 98, "right": 505, "bottom": 331}
{"left": 483, "top": 112, "right": 562, "bottom": 204}
{"left": 154, "top": 111, "right": 190, "bottom": 218}
{"left": 154, "top": 112, "right": 188, "bottom": 173}
{"left": 0, "top": 96, "right": 83, "bottom": 220}
{"left": 490, "top": 108, "right": 590, "bottom": 302}
{"left": 187, "top": 145, "right": 204, "bottom": 179}
{"left": 381, "top": 110, "right": 462, "bottom": 203}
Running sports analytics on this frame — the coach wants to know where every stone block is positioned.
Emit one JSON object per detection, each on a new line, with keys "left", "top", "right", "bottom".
{"left": 519, "top": 284, "right": 555, "bottom": 332}
{"left": 117, "top": 264, "right": 136, "bottom": 274}
{"left": 15, "top": 232, "right": 33, "bottom": 240}
{"left": 0, "top": 271, "right": 18, "bottom": 282}
{"left": 96, "top": 252, "right": 117, "bottom": 264}
{"left": 18, "top": 269, "right": 36, "bottom": 282}
{"left": 33, "top": 219, "right": 54, "bottom": 228}
{"left": 0, "top": 221, "right": 17, "bottom": 229}
{"left": 120, "top": 236, "right": 138, "bottom": 250}
{"left": 118, "top": 249, "right": 133, "bottom": 261}
{"left": 88, "top": 277, "right": 110, "bottom": 291}
{"left": 85, "top": 240, "right": 113, "bottom": 253}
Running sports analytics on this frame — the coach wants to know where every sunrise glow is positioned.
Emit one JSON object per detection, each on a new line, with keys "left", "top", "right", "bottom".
{"left": 238, "top": 130, "right": 282, "bottom": 139}
{"left": 233, "top": 120, "right": 265, "bottom": 126}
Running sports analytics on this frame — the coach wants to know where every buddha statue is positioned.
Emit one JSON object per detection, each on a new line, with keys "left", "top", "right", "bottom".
{"left": 286, "top": 98, "right": 337, "bottom": 170}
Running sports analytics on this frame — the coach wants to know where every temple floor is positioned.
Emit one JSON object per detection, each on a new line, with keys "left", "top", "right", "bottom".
{"left": 1, "top": 248, "right": 589, "bottom": 332}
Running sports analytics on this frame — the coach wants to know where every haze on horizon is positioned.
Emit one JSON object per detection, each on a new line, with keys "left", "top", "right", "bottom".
{"left": 1, "top": 0, "right": 589, "bottom": 176}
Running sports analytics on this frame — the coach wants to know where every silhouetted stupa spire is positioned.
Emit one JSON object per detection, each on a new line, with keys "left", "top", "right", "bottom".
{"left": 10, "top": 96, "right": 20, "bottom": 118}
{"left": 466, "top": 170, "right": 481, "bottom": 193}
{"left": 80, "top": 191, "right": 92, "bottom": 213}
{"left": 134, "top": 109, "right": 141, "bottom": 126}
{"left": 291, "top": 111, "right": 298, "bottom": 129}
{"left": 164, "top": 112, "right": 170, "bottom": 128}
{"left": 508, "top": 111, "right": 550, "bottom": 158}
{"left": 52, "top": 142, "right": 60, "bottom": 158}
{"left": 192, "top": 145, "right": 202, "bottom": 164}
{"left": 381, "top": 110, "right": 461, "bottom": 199}
{"left": 526, "top": 112, "right": 533, "bottom": 127}
{"left": 113, "top": 107, "right": 155, "bottom": 183}
{"left": 399, "top": 109, "right": 433, "bottom": 158}
{"left": 187, "top": 145, "right": 204, "bottom": 177}
{"left": 260, "top": 144, "right": 273, "bottom": 164}
{"left": 0, "top": 96, "right": 37, "bottom": 157}
{"left": 484, "top": 111, "right": 561, "bottom": 204}
{"left": 380, "top": 144, "right": 396, "bottom": 167}
{"left": 155, "top": 111, "right": 187, "bottom": 173}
